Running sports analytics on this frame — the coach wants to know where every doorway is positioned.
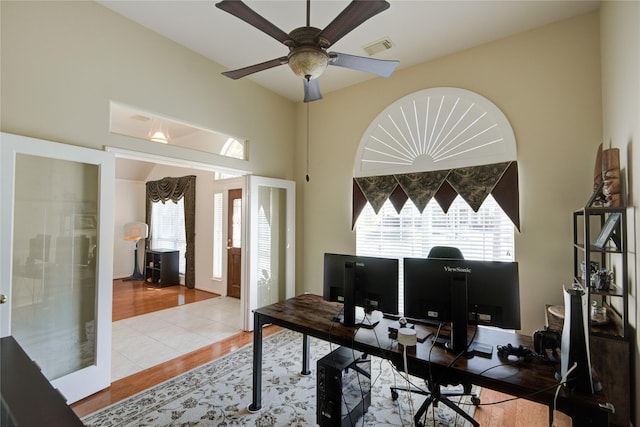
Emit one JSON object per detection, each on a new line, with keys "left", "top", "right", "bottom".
{"left": 226, "top": 188, "right": 242, "bottom": 298}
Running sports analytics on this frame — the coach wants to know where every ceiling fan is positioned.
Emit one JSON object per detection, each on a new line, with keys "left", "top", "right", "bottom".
{"left": 216, "top": 0, "right": 399, "bottom": 102}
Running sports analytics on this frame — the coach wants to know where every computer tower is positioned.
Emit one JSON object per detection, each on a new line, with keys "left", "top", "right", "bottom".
{"left": 317, "top": 346, "right": 371, "bottom": 427}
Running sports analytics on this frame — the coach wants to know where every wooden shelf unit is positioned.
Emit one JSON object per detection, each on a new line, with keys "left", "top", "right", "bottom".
{"left": 144, "top": 249, "right": 179, "bottom": 288}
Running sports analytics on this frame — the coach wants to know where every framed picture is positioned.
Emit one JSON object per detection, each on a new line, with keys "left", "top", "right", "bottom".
{"left": 593, "top": 212, "right": 621, "bottom": 250}
{"left": 74, "top": 214, "right": 96, "bottom": 230}
{"left": 586, "top": 180, "right": 605, "bottom": 207}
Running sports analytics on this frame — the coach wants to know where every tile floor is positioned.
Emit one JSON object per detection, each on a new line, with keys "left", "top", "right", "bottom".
{"left": 111, "top": 297, "right": 242, "bottom": 381}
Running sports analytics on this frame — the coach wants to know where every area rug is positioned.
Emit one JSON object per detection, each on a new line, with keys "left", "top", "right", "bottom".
{"left": 83, "top": 330, "right": 478, "bottom": 426}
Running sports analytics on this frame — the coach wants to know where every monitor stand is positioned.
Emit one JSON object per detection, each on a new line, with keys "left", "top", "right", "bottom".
{"left": 337, "top": 261, "right": 381, "bottom": 329}
{"left": 431, "top": 334, "right": 493, "bottom": 358}
{"left": 431, "top": 275, "right": 493, "bottom": 358}
{"left": 333, "top": 307, "right": 381, "bottom": 329}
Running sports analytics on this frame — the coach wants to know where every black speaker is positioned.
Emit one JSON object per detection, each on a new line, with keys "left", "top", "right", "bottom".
{"left": 558, "top": 285, "right": 595, "bottom": 393}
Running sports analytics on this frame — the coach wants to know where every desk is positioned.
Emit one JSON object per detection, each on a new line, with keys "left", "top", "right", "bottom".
{"left": 1, "top": 336, "right": 84, "bottom": 427}
{"left": 251, "top": 294, "right": 613, "bottom": 425}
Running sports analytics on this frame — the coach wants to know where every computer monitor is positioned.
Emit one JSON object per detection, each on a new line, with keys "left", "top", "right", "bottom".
{"left": 323, "top": 253, "right": 399, "bottom": 327}
{"left": 403, "top": 258, "right": 520, "bottom": 355}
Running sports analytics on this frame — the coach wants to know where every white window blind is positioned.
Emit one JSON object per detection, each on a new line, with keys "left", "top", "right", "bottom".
{"left": 356, "top": 195, "right": 514, "bottom": 313}
{"left": 212, "top": 193, "right": 223, "bottom": 279}
{"left": 257, "top": 205, "right": 271, "bottom": 287}
{"left": 150, "top": 198, "right": 186, "bottom": 275}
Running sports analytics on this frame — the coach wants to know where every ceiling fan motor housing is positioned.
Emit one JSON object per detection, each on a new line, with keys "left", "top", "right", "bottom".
{"left": 287, "top": 26, "right": 329, "bottom": 80}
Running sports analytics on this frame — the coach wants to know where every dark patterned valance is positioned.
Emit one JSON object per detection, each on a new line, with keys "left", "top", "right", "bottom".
{"left": 146, "top": 176, "right": 195, "bottom": 204}
{"left": 353, "top": 162, "right": 519, "bottom": 231}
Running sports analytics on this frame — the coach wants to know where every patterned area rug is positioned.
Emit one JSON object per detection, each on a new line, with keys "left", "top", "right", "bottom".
{"left": 83, "top": 330, "right": 478, "bottom": 426}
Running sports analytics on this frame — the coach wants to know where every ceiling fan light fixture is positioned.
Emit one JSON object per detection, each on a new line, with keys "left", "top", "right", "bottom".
{"left": 150, "top": 131, "right": 169, "bottom": 144}
{"left": 288, "top": 48, "right": 328, "bottom": 80}
{"left": 147, "top": 119, "right": 170, "bottom": 144}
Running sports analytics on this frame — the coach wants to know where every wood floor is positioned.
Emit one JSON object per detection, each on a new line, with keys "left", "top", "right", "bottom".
{"left": 72, "top": 282, "right": 570, "bottom": 425}
{"left": 111, "top": 279, "right": 219, "bottom": 321}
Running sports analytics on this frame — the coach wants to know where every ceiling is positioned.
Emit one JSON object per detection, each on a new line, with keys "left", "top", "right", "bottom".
{"left": 97, "top": 0, "right": 600, "bottom": 103}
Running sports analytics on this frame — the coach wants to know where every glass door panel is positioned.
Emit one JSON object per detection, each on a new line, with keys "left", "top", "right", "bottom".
{"left": 11, "top": 154, "right": 99, "bottom": 379}
{"left": 244, "top": 176, "right": 295, "bottom": 330}
{"left": 256, "top": 186, "right": 287, "bottom": 308}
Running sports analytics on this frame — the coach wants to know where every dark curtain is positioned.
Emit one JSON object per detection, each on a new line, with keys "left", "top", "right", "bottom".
{"left": 145, "top": 175, "right": 196, "bottom": 289}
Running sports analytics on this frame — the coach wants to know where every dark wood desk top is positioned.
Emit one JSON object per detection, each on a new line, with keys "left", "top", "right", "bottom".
{"left": 254, "top": 294, "right": 612, "bottom": 420}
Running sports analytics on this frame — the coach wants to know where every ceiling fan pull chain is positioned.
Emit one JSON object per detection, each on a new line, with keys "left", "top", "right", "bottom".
{"left": 306, "top": 102, "right": 310, "bottom": 182}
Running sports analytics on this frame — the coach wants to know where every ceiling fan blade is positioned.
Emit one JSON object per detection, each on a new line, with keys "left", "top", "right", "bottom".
{"left": 303, "top": 78, "right": 323, "bottom": 103}
{"left": 216, "top": 0, "right": 293, "bottom": 45}
{"left": 222, "top": 57, "right": 288, "bottom": 80}
{"left": 329, "top": 52, "right": 399, "bottom": 78}
{"left": 316, "top": 0, "right": 390, "bottom": 48}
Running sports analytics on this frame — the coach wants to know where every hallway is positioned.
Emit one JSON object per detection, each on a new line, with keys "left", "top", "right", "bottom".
{"left": 111, "top": 280, "right": 242, "bottom": 381}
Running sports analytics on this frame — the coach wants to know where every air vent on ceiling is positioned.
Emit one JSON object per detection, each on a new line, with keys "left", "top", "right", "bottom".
{"left": 362, "top": 37, "right": 394, "bottom": 56}
{"left": 131, "top": 114, "right": 151, "bottom": 122}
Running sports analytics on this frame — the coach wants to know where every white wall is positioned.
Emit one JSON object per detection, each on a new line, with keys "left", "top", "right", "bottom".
{"left": 600, "top": 1, "right": 640, "bottom": 421}
{"left": 295, "top": 11, "right": 603, "bottom": 336}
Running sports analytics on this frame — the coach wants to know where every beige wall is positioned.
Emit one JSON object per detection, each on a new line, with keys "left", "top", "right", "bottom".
{"left": 0, "top": 1, "right": 295, "bottom": 179}
{"left": 295, "top": 12, "right": 603, "bottom": 336}
{"left": 600, "top": 0, "right": 640, "bottom": 420}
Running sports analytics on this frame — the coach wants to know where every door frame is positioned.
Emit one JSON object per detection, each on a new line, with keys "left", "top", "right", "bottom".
{"left": 107, "top": 148, "right": 256, "bottom": 327}
{"left": 105, "top": 149, "right": 296, "bottom": 333}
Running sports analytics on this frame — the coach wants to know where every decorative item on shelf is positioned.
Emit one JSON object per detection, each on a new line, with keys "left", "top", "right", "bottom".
{"left": 586, "top": 180, "right": 606, "bottom": 207}
{"left": 590, "top": 301, "right": 609, "bottom": 325}
{"left": 593, "top": 212, "right": 622, "bottom": 250}
{"left": 581, "top": 260, "right": 599, "bottom": 284}
{"left": 591, "top": 268, "right": 613, "bottom": 291}
{"left": 591, "top": 143, "right": 621, "bottom": 207}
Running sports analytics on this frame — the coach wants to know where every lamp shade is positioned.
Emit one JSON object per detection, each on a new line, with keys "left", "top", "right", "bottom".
{"left": 124, "top": 222, "right": 148, "bottom": 241}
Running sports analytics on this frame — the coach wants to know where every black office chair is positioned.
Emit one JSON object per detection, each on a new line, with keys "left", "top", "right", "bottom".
{"left": 427, "top": 245, "right": 464, "bottom": 260}
{"left": 391, "top": 246, "right": 480, "bottom": 427}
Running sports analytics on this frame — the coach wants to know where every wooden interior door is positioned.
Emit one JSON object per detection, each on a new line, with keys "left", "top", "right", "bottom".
{"left": 226, "top": 189, "right": 242, "bottom": 298}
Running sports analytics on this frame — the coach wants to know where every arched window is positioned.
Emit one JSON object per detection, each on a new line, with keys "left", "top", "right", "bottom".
{"left": 354, "top": 88, "right": 519, "bottom": 307}
{"left": 354, "top": 87, "right": 516, "bottom": 176}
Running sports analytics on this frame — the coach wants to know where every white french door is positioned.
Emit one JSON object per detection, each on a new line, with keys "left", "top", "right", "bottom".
{"left": 0, "top": 133, "right": 114, "bottom": 403}
{"left": 243, "top": 176, "right": 295, "bottom": 331}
